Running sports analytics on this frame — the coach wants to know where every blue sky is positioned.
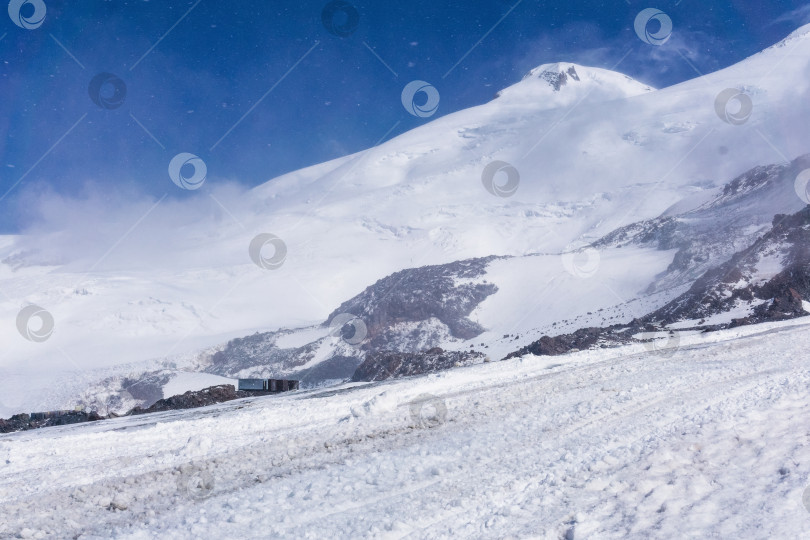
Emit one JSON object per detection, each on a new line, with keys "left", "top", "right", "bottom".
{"left": 1, "top": 0, "right": 809, "bottom": 232}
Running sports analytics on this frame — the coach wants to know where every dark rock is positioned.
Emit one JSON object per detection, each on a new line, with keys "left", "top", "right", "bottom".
{"left": 594, "top": 155, "right": 810, "bottom": 294}
{"left": 504, "top": 324, "right": 635, "bottom": 360}
{"left": 351, "top": 348, "right": 487, "bottom": 382}
{"left": 0, "top": 410, "right": 103, "bottom": 434}
{"left": 296, "top": 355, "right": 361, "bottom": 384}
{"left": 129, "top": 384, "right": 262, "bottom": 415}
{"left": 0, "top": 385, "right": 275, "bottom": 433}
{"left": 650, "top": 206, "right": 810, "bottom": 326}
{"left": 536, "top": 65, "right": 580, "bottom": 91}
{"left": 325, "top": 256, "right": 500, "bottom": 347}
{"left": 121, "top": 373, "right": 171, "bottom": 405}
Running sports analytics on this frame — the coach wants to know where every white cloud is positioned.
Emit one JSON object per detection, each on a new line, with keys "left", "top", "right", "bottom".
{"left": 11, "top": 179, "right": 254, "bottom": 272}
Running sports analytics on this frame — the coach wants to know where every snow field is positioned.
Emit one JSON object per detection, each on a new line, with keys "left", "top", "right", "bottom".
{"left": 2, "top": 318, "right": 810, "bottom": 538}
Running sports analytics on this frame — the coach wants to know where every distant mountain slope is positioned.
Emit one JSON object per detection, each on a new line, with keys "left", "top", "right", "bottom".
{"left": 649, "top": 206, "right": 810, "bottom": 327}
{"left": 595, "top": 154, "right": 810, "bottom": 292}
{"left": 204, "top": 257, "right": 500, "bottom": 384}
{"left": 73, "top": 156, "right": 809, "bottom": 400}
{"left": 506, "top": 205, "right": 810, "bottom": 361}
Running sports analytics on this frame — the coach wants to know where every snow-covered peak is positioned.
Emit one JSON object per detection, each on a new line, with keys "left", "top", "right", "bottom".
{"left": 521, "top": 62, "right": 584, "bottom": 84}
{"left": 494, "top": 62, "right": 655, "bottom": 107}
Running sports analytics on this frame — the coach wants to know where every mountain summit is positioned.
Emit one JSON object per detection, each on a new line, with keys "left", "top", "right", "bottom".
{"left": 494, "top": 62, "right": 655, "bottom": 106}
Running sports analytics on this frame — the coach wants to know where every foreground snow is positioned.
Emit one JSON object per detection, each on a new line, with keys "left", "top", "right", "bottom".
{"left": 2, "top": 318, "right": 810, "bottom": 539}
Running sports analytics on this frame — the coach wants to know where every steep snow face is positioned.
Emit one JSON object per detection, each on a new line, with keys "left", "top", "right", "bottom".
{"left": 3, "top": 25, "right": 810, "bottom": 414}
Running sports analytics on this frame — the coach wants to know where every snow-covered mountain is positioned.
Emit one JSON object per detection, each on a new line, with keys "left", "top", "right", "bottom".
{"left": 84, "top": 156, "right": 807, "bottom": 404}
{"left": 3, "top": 24, "right": 810, "bottom": 416}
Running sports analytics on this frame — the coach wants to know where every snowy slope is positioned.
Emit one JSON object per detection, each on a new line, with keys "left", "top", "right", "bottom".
{"left": 2, "top": 318, "right": 810, "bottom": 538}
{"left": 649, "top": 205, "right": 810, "bottom": 327}
{"left": 595, "top": 155, "right": 810, "bottom": 293}
{"left": 3, "top": 25, "right": 810, "bottom": 414}
{"left": 92, "top": 155, "right": 808, "bottom": 401}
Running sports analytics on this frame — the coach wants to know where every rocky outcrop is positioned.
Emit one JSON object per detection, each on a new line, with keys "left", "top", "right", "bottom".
{"left": 325, "top": 257, "right": 499, "bottom": 344}
{"left": 351, "top": 347, "right": 487, "bottom": 382}
{"left": 506, "top": 327, "right": 612, "bottom": 358}
{"left": 207, "top": 330, "right": 322, "bottom": 381}
{"left": 0, "top": 411, "right": 104, "bottom": 434}
{"left": 594, "top": 155, "right": 810, "bottom": 293}
{"left": 649, "top": 207, "right": 810, "bottom": 325}
{"left": 505, "top": 206, "right": 810, "bottom": 360}
{"left": 536, "top": 65, "right": 581, "bottom": 91}
{"left": 1, "top": 384, "right": 287, "bottom": 433}
{"left": 128, "top": 384, "right": 265, "bottom": 415}
{"left": 207, "top": 256, "right": 501, "bottom": 383}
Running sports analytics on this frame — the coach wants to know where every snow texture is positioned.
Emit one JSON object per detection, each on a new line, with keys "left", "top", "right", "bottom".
{"left": 2, "top": 318, "right": 810, "bottom": 538}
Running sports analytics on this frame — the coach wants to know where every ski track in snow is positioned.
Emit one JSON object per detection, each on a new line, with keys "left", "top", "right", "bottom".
{"left": 2, "top": 319, "right": 810, "bottom": 539}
